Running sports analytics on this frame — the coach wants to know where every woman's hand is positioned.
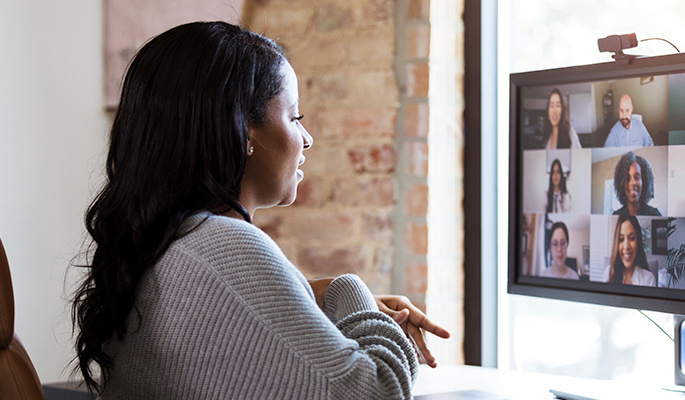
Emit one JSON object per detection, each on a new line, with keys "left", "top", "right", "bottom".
{"left": 374, "top": 295, "right": 451, "bottom": 368}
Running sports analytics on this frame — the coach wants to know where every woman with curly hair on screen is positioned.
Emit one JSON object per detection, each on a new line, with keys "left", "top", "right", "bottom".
{"left": 612, "top": 151, "right": 661, "bottom": 216}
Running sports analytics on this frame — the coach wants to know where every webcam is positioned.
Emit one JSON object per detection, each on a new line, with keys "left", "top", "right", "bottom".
{"left": 598, "top": 33, "right": 638, "bottom": 64}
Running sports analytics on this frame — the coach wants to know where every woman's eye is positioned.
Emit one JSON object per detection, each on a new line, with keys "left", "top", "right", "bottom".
{"left": 293, "top": 114, "right": 304, "bottom": 121}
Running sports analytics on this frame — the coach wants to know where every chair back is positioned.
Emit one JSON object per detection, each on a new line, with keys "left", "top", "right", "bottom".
{"left": 0, "top": 238, "right": 46, "bottom": 400}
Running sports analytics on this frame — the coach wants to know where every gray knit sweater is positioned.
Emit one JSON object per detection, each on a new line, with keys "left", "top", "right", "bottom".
{"left": 101, "top": 213, "right": 418, "bottom": 399}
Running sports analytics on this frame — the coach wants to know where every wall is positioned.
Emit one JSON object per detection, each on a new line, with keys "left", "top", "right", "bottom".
{"left": 0, "top": 0, "right": 465, "bottom": 380}
{"left": 246, "top": 0, "right": 432, "bottom": 301}
{"left": 0, "top": 1, "right": 109, "bottom": 382}
{"left": 246, "top": 0, "right": 465, "bottom": 362}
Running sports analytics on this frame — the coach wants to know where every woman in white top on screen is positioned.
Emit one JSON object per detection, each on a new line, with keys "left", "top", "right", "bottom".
{"left": 541, "top": 222, "right": 580, "bottom": 280}
{"left": 543, "top": 88, "right": 582, "bottom": 149}
{"left": 545, "top": 159, "right": 571, "bottom": 213}
{"left": 603, "top": 215, "right": 656, "bottom": 286}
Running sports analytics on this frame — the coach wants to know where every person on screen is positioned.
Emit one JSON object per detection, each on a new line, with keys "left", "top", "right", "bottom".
{"left": 603, "top": 94, "right": 654, "bottom": 147}
{"left": 543, "top": 88, "right": 582, "bottom": 149}
{"left": 541, "top": 221, "right": 580, "bottom": 280}
{"left": 545, "top": 159, "right": 571, "bottom": 213}
{"left": 603, "top": 215, "right": 656, "bottom": 286}
{"left": 612, "top": 151, "right": 661, "bottom": 216}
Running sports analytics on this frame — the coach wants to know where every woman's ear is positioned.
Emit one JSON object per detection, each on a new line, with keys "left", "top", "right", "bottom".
{"left": 246, "top": 138, "right": 254, "bottom": 156}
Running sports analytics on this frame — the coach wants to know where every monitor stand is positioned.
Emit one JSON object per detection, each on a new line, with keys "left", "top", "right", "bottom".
{"left": 674, "top": 315, "right": 685, "bottom": 387}
{"left": 550, "top": 315, "right": 685, "bottom": 400}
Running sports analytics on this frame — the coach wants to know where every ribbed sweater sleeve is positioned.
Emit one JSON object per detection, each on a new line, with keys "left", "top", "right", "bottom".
{"left": 101, "top": 213, "right": 418, "bottom": 400}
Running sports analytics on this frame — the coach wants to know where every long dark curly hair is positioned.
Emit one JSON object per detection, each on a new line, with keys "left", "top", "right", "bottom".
{"left": 613, "top": 151, "right": 655, "bottom": 207}
{"left": 543, "top": 88, "right": 572, "bottom": 149}
{"left": 71, "top": 21, "right": 287, "bottom": 393}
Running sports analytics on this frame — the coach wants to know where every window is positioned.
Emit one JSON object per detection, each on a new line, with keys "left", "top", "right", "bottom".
{"left": 499, "top": 0, "right": 681, "bottom": 381}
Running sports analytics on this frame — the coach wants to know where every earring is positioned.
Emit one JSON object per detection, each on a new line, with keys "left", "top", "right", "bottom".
{"left": 248, "top": 146, "right": 254, "bottom": 155}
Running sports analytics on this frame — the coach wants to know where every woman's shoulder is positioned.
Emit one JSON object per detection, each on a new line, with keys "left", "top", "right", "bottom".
{"left": 173, "top": 212, "right": 286, "bottom": 265}
{"left": 163, "top": 212, "right": 307, "bottom": 289}
{"left": 183, "top": 212, "right": 272, "bottom": 243}
{"left": 635, "top": 267, "right": 657, "bottom": 286}
{"left": 639, "top": 203, "right": 662, "bottom": 216}
{"left": 602, "top": 265, "right": 611, "bottom": 281}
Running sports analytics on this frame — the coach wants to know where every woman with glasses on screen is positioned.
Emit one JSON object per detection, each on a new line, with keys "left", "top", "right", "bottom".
{"left": 545, "top": 159, "right": 571, "bottom": 213}
{"left": 543, "top": 88, "right": 582, "bottom": 149}
{"left": 603, "top": 215, "right": 656, "bottom": 286}
{"left": 541, "top": 222, "right": 580, "bottom": 280}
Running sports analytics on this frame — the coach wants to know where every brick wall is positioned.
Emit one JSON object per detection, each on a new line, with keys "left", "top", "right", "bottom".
{"left": 245, "top": 1, "right": 464, "bottom": 362}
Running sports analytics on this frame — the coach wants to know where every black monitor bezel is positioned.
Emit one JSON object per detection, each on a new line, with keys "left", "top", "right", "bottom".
{"left": 508, "top": 53, "right": 685, "bottom": 314}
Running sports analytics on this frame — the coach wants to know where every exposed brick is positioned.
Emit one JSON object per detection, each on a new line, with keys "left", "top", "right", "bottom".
{"left": 348, "top": 69, "right": 398, "bottom": 107}
{"left": 407, "top": 0, "right": 430, "bottom": 20}
{"left": 332, "top": 176, "right": 395, "bottom": 206}
{"left": 407, "top": 141, "right": 428, "bottom": 176}
{"left": 253, "top": 210, "right": 284, "bottom": 239}
{"left": 293, "top": 177, "right": 329, "bottom": 207}
{"left": 361, "top": 0, "right": 396, "bottom": 23}
{"left": 406, "top": 62, "right": 429, "bottom": 97}
{"left": 252, "top": 7, "right": 315, "bottom": 37}
{"left": 304, "top": 72, "right": 348, "bottom": 102}
{"left": 362, "top": 212, "right": 393, "bottom": 241}
{"left": 288, "top": 35, "right": 348, "bottom": 69}
{"left": 305, "top": 107, "right": 397, "bottom": 138}
{"left": 406, "top": 183, "right": 428, "bottom": 216}
{"left": 298, "top": 245, "right": 367, "bottom": 277}
{"left": 405, "top": 221, "right": 427, "bottom": 255}
{"left": 406, "top": 23, "right": 430, "bottom": 59}
{"left": 404, "top": 262, "right": 428, "bottom": 295}
{"left": 304, "top": 144, "right": 352, "bottom": 175}
{"left": 280, "top": 210, "right": 355, "bottom": 241}
{"left": 348, "top": 143, "right": 396, "bottom": 173}
{"left": 347, "top": 27, "right": 395, "bottom": 64}
{"left": 404, "top": 102, "right": 429, "bottom": 137}
{"left": 315, "top": 4, "right": 352, "bottom": 33}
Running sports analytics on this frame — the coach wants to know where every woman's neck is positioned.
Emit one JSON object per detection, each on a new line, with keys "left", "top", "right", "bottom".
{"left": 548, "top": 127, "right": 558, "bottom": 148}
{"left": 552, "top": 262, "right": 567, "bottom": 274}
{"left": 623, "top": 265, "right": 635, "bottom": 284}
{"left": 627, "top": 202, "right": 640, "bottom": 216}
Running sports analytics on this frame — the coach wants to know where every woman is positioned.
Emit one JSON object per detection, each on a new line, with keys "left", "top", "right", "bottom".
{"left": 603, "top": 215, "right": 656, "bottom": 286}
{"left": 541, "top": 222, "right": 579, "bottom": 280}
{"left": 612, "top": 151, "right": 661, "bottom": 216}
{"left": 543, "top": 88, "right": 581, "bottom": 149}
{"left": 545, "top": 159, "right": 571, "bottom": 213}
{"left": 71, "top": 22, "right": 448, "bottom": 399}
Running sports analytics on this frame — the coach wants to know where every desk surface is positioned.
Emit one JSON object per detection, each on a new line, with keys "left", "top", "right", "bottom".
{"left": 413, "top": 364, "right": 685, "bottom": 400}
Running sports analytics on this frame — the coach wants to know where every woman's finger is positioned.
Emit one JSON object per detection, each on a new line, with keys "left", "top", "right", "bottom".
{"left": 407, "top": 323, "right": 437, "bottom": 368}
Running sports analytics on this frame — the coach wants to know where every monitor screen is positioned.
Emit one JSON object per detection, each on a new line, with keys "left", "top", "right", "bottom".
{"left": 508, "top": 53, "right": 685, "bottom": 314}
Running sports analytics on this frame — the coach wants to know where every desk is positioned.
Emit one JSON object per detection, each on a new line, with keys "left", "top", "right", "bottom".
{"left": 413, "top": 364, "right": 685, "bottom": 400}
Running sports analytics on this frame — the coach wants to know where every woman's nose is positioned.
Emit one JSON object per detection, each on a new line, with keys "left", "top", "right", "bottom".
{"left": 302, "top": 128, "right": 313, "bottom": 150}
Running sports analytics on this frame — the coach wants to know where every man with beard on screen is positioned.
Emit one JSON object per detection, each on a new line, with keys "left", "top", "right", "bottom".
{"left": 604, "top": 94, "right": 654, "bottom": 147}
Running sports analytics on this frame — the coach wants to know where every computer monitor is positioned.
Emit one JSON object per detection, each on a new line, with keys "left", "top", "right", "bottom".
{"left": 509, "top": 52, "right": 685, "bottom": 312}
{"left": 508, "top": 53, "right": 685, "bottom": 385}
